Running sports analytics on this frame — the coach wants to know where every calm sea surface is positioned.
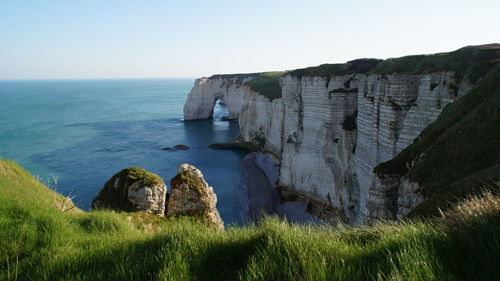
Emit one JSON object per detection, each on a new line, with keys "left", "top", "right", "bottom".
{"left": 0, "top": 79, "right": 250, "bottom": 225}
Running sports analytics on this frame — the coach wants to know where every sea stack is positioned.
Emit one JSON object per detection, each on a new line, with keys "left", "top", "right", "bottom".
{"left": 167, "top": 163, "right": 224, "bottom": 230}
{"left": 91, "top": 167, "right": 167, "bottom": 216}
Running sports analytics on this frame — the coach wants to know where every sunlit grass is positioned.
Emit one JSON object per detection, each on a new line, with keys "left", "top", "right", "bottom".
{"left": 1, "top": 159, "right": 499, "bottom": 280}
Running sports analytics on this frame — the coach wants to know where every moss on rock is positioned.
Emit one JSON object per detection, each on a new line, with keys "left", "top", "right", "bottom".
{"left": 91, "top": 167, "right": 166, "bottom": 215}
{"left": 167, "top": 164, "right": 224, "bottom": 230}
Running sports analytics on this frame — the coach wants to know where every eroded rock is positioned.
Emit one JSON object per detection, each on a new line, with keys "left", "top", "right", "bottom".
{"left": 167, "top": 164, "right": 224, "bottom": 230}
{"left": 183, "top": 75, "right": 254, "bottom": 120}
{"left": 91, "top": 167, "right": 167, "bottom": 216}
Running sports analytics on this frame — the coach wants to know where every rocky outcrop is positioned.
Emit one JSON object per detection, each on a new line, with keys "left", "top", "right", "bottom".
{"left": 92, "top": 165, "right": 224, "bottom": 228}
{"left": 364, "top": 173, "right": 424, "bottom": 220}
{"left": 183, "top": 74, "right": 257, "bottom": 120}
{"left": 167, "top": 164, "right": 224, "bottom": 230}
{"left": 162, "top": 144, "right": 189, "bottom": 151}
{"left": 91, "top": 167, "right": 167, "bottom": 216}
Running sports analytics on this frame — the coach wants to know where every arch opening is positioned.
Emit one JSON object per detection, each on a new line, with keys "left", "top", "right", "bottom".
{"left": 212, "top": 97, "right": 229, "bottom": 121}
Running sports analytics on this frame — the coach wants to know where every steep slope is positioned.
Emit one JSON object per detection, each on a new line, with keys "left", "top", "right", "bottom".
{"left": 371, "top": 63, "right": 500, "bottom": 219}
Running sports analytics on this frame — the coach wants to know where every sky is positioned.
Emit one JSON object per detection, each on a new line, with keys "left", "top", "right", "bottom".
{"left": 0, "top": 0, "right": 499, "bottom": 79}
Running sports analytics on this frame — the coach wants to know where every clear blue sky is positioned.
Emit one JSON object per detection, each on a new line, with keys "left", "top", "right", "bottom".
{"left": 1, "top": 0, "right": 498, "bottom": 79}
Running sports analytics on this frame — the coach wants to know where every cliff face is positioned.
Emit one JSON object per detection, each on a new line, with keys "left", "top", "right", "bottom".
{"left": 238, "top": 91, "right": 284, "bottom": 156}
{"left": 183, "top": 45, "right": 499, "bottom": 224}
{"left": 183, "top": 73, "right": 475, "bottom": 223}
{"left": 278, "top": 75, "right": 360, "bottom": 222}
{"left": 251, "top": 72, "right": 471, "bottom": 223}
{"left": 355, "top": 73, "right": 472, "bottom": 222}
{"left": 183, "top": 75, "right": 256, "bottom": 120}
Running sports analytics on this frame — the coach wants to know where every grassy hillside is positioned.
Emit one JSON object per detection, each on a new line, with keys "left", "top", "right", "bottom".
{"left": 1, "top": 159, "right": 499, "bottom": 281}
{"left": 375, "top": 62, "right": 500, "bottom": 218}
{"left": 288, "top": 58, "right": 382, "bottom": 78}
{"left": 369, "top": 44, "right": 500, "bottom": 83}
{"left": 245, "top": 71, "right": 287, "bottom": 100}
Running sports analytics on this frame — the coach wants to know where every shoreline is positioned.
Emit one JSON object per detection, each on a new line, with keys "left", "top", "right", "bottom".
{"left": 241, "top": 153, "right": 320, "bottom": 224}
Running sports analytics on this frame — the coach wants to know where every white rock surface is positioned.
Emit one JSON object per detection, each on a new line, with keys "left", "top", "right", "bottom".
{"left": 355, "top": 73, "right": 471, "bottom": 222}
{"left": 278, "top": 74, "right": 360, "bottom": 222}
{"left": 251, "top": 73, "right": 469, "bottom": 223}
{"left": 91, "top": 168, "right": 167, "bottom": 216}
{"left": 239, "top": 91, "right": 284, "bottom": 156}
{"left": 167, "top": 164, "right": 224, "bottom": 230}
{"left": 365, "top": 174, "right": 424, "bottom": 221}
{"left": 183, "top": 71, "right": 473, "bottom": 223}
{"left": 183, "top": 76, "right": 254, "bottom": 120}
{"left": 127, "top": 182, "right": 167, "bottom": 216}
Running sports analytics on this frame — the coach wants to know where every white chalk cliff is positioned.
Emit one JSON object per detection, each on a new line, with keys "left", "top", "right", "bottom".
{"left": 183, "top": 47, "right": 495, "bottom": 224}
{"left": 241, "top": 72, "right": 471, "bottom": 223}
{"left": 183, "top": 75, "right": 255, "bottom": 120}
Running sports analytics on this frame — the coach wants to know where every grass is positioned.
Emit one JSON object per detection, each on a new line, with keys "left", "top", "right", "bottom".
{"left": 243, "top": 59, "right": 380, "bottom": 100}
{"left": 368, "top": 44, "right": 500, "bottom": 83}
{"left": 285, "top": 45, "right": 500, "bottom": 82}
{"left": 374, "top": 63, "right": 500, "bottom": 217}
{"left": 212, "top": 45, "right": 499, "bottom": 103}
{"left": 288, "top": 58, "right": 382, "bottom": 78}
{"left": 120, "top": 167, "right": 163, "bottom": 186}
{"left": 1, "top": 159, "right": 499, "bottom": 280}
{"left": 209, "top": 73, "right": 260, "bottom": 80}
{"left": 244, "top": 71, "right": 287, "bottom": 100}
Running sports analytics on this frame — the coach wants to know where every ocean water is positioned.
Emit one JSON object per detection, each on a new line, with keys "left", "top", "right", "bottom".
{"left": 0, "top": 79, "right": 250, "bottom": 225}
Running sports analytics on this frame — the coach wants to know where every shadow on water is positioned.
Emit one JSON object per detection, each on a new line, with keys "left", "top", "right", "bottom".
{"left": 30, "top": 113, "right": 250, "bottom": 225}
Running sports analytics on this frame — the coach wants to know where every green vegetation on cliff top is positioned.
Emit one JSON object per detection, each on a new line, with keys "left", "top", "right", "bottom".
{"left": 289, "top": 58, "right": 382, "bottom": 78}
{"left": 1, "top": 159, "right": 499, "bottom": 280}
{"left": 245, "top": 71, "right": 287, "bottom": 100}
{"left": 374, "top": 63, "right": 500, "bottom": 217}
{"left": 118, "top": 167, "right": 163, "bottom": 186}
{"left": 369, "top": 44, "right": 500, "bottom": 83}
{"left": 231, "top": 44, "right": 500, "bottom": 100}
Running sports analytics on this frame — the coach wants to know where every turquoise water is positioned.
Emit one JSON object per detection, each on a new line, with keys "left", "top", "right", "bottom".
{"left": 0, "top": 79, "right": 250, "bottom": 225}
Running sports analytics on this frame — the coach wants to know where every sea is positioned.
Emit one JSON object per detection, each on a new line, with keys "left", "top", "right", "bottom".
{"left": 0, "top": 79, "right": 250, "bottom": 225}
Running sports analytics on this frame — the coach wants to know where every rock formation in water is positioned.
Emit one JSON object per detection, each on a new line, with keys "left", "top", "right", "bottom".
{"left": 167, "top": 164, "right": 224, "bottom": 230}
{"left": 183, "top": 74, "right": 256, "bottom": 120}
{"left": 162, "top": 144, "right": 190, "bottom": 151}
{"left": 183, "top": 44, "right": 500, "bottom": 224}
{"left": 91, "top": 167, "right": 167, "bottom": 216}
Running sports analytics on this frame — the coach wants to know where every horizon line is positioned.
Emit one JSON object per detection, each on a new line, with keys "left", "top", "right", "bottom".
{"left": 0, "top": 77, "right": 198, "bottom": 81}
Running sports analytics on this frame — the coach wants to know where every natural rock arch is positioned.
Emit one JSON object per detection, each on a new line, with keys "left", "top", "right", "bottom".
{"left": 183, "top": 76, "right": 253, "bottom": 120}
